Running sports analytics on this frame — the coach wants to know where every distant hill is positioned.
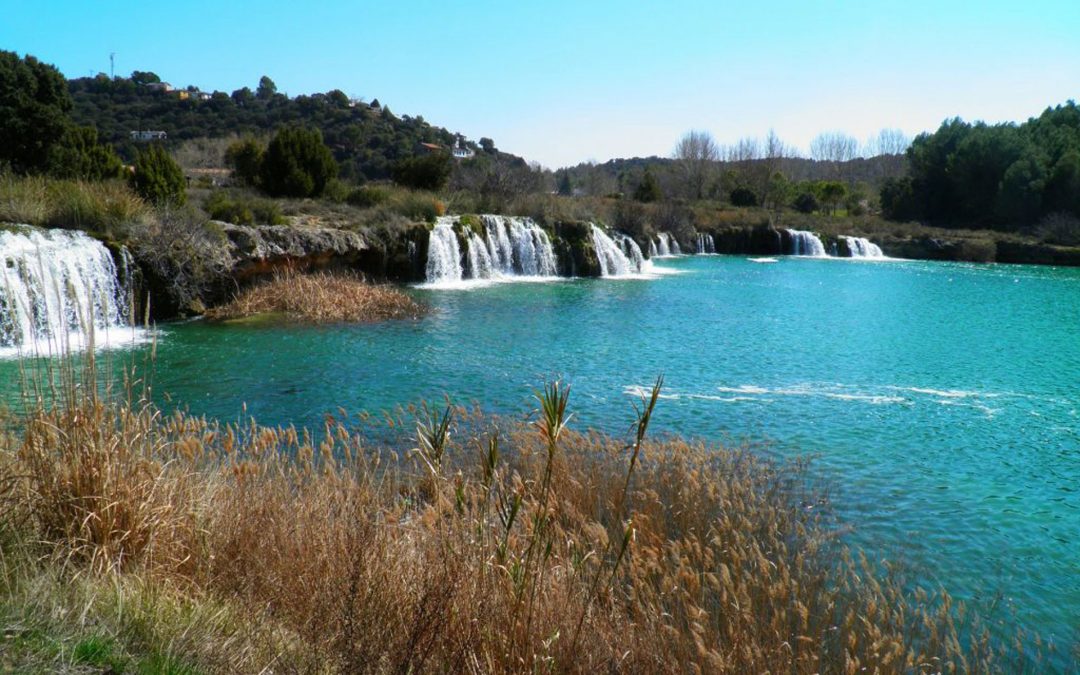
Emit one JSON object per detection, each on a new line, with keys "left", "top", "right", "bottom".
{"left": 67, "top": 73, "right": 510, "bottom": 182}
{"left": 556, "top": 154, "right": 906, "bottom": 199}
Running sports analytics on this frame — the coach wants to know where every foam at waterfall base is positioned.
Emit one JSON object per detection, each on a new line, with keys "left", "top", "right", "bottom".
{"left": 0, "top": 325, "right": 152, "bottom": 360}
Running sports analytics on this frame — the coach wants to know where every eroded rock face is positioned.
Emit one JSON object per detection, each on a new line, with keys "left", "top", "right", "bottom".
{"left": 221, "top": 222, "right": 370, "bottom": 279}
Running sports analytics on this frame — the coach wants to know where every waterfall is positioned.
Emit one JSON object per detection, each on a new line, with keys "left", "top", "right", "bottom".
{"left": 483, "top": 215, "right": 515, "bottom": 274}
{"left": 0, "top": 227, "right": 131, "bottom": 351}
{"left": 425, "top": 217, "right": 464, "bottom": 283}
{"left": 655, "top": 232, "right": 671, "bottom": 257}
{"left": 670, "top": 236, "right": 681, "bottom": 255}
{"left": 786, "top": 229, "right": 827, "bottom": 257}
{"left": 466, "top": 231, "right": 495, "bottom": 278}
{"left": 590, "top": 225, "right": 644, "bottom": 276}
{"left": 648, "top": 238, "right": 658, "bottom": 258}
{"left": 425, "top": 215, "right": 558, "bottom": 284}
{"left": 695, "top": 233, "right": 715, "bottom": 254}
{"left": 843, "top": 236, "right": 884, "bottom": 258}
{"left": 618, "top": 234, "right": 646, "bottom": 270}
{"left": 506, "top": 217, "right": 558, "bottom": 277}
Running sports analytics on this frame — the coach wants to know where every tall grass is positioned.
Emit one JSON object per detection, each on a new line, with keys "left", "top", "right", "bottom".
{"left": 0, "top": 357, "right": 1050, "bottom": 672}
{"left": 0, "top": 174, "right": 147, "bottom": 239}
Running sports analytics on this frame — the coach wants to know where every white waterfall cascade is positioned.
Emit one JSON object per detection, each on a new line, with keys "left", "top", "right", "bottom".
{"left": 425, "top": 217, "right": 464, "bottom": 283}
{"left": 590, "top": 225, "right": 647, "bottom": 277}
{"left": 843, "top": 236, "right": 884, "bottom": 258}
{"left": 654, "top": 231, "right": 682, "bottom": 257}
{"left": 695, "top": 232, "right": 716, "bottom": 254}
{"left": 787, "top": 229, "right": 828, "bottom": 257}
{"left": 0, "top": 227, "right": 134, "bottom": 353}
{"left": 648, "top": 238, "right": 658, "bottom": 258}
{"left": 425, "top": 215, "right": 559, "bottom": 284}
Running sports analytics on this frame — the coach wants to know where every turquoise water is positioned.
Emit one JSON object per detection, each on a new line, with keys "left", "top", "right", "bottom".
{"left": 8, "top": 255, "right": 1080, "bottom": 650}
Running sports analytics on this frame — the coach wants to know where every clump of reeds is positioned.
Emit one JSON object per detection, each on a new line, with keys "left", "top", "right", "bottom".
{"left": 0, "top": 174, "right": 147, "bottom": 237}
{"left": 204, "top": 269, "right": 425, "bottom": 324}
{"left": 0, "top": 359, "right": 1051, "bottom": 672}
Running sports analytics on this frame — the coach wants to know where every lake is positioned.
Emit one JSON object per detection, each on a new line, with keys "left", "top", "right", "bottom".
{"left": 11, "top": 253, "right": 1080, "bottom": 651}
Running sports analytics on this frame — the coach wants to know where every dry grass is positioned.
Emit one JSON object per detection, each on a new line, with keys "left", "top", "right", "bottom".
{"left": 0, "top": 359, "right": 1051, "bottom": 674}
{"left": 204, "top": 270, "right": 425, "bottom": 324}
{"left": 0, "top": 174, "right": 148, "bottom": 239}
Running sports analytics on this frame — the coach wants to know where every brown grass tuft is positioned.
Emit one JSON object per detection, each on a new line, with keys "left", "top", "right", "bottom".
{"left": 204, "top": 269, "right": 425, "bottom": 324}
{"left": 0, "top": 365, "right": 1051, "bottom": 672}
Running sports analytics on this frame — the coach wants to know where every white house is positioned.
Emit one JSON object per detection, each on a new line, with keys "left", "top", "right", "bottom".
{"left": 129, "top": 130, "right": 168, "bottom": 141}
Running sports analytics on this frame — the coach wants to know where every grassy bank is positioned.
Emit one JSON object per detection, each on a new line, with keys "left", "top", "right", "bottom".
{"left": 204, "top": 270, "right": 425, "bottom": 324}
{"left": 0, "top": 357, "right": 1046, "bottom": 674}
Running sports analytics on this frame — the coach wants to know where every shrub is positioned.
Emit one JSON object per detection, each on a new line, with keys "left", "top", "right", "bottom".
{"left": 346, "top": 185, "right": 390, "bottom": 208}
{"left": 387, "top": 190, "right": 444, "bottom": 223}
{"left": 223, "top": 136, "right": 264, "bottom": 187}
{"left": 204, "top": 190, "right": 285, "bottom": 226}
{"left": 1036, "top": 211, "right": 1080, "bottom": 246}
{"left": 46, "top": 126, "right": 123, "bottom": 181}
{"left": 793, "top": 191, "right": 819, "bottom": 213}
{"left": 729, "top": 186, "right": 759, "bottom": 207}
{"left": 633, "top": 170, "right": 662, "bottom": 203}
{"left": 130, "top": 145, "right": 186, "bottom": 206}
{"left": 391, "top": 152, "right": 452, "bottom": 191}
{"left": 260, "top": 126, "right": 337, "bottom": 198}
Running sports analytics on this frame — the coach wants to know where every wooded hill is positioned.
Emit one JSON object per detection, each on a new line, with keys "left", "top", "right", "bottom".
{"left": 67, "top": 73, "right": 509, "bottom": 182}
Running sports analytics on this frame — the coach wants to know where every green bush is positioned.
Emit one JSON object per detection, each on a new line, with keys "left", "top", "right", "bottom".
{"left": 46, "top": 126, "right": 123, "bottom": 181}
{"left": 793, "top": 192, "right": 819, "bottom": 214}
{"left": 388, "top": 190, "right": 444, "bottom": 223}
{"left": 347, "top": 185, "right": 389, "bottom": 208}
{"left": 130, "top": 145, "right": 186, "bottom": 206}
{"left": 260, "top": 126, "right": 337, "bottom": 198}
{"left": 204, "top": 190, "right": 285, "bottom": 226}
{"left": 224, "top": 137, "right": 264, "bottom": 187}
{"left": 729, "top": 187, "right": 758, "bottom": 207}
{"left": 390, "top": 152, "right": 452, "bottom": 191}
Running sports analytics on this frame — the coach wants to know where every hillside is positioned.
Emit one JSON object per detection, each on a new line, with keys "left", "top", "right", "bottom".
{"left": 67, "top": 73, "right": 510, "bottom": 182}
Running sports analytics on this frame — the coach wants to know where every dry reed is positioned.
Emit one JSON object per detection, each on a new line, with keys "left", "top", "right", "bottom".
{"left": 0, "top": 364, "right": 1051, "bottom": 673}
{"left": 204, "top": 269, "right": 425, "bottom": 324}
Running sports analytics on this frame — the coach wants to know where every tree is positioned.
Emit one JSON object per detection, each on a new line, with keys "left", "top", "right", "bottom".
{"left": 880, "top": 176, "right": 918, "bottom": 221}
{"left": 479, "top": 137, "right": 496, "bottom": 154}
{"left": 810, "top": 131, "right": 859, "bottom": 182}
{"left": 816, "top": 181, "right": 847, "bottom": 215}
{"left": 225, "top": 136, "right": 265, "bottom": 186}
{"left": 0, "top": 50, "right": 73, "bottom": 174}
{"left": 867, "top": 128, "right": 910, "bottom": 156}
{"left": 729, "top": 187, "right": 758, "bottom": 206}
{"left": 391, "top": 151, "right": 452, "bottom": 190}
{"left": 793, "top": 191, "right": 819, "bottom": 214}
{"left": 130, "top": 70, "right": 161, "bottom": 85}
{"left": 256, "top": 76, "right": 277, "bottom": 101}
{"left": 47, "top": 125, "right": 123, "bottom": 180}
{"left": 556, "top": 171, "right": 573, "bottom": 196}
{"left": 231, "top": 87, "right": 254, "bottom": 107}
{"left": 131, "top": 144, "right": 186, "bottom": 206}
{"left": 673, "top": 130, "right": 719, "bottom": 200}
{"left": 260, "top": 126, "right": 337, "bottom": 197}
{"left": 633, "top": 169, "right": 662, "bottom": 202}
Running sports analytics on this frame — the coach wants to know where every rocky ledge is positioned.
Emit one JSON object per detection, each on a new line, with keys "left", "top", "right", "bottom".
{"left": 221, "top": 222, "right": 371, "bottom": 279}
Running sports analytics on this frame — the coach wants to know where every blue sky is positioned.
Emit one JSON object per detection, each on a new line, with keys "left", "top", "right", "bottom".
{"left": 3, "top": 1, "right": 1078, "bottom": 167}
